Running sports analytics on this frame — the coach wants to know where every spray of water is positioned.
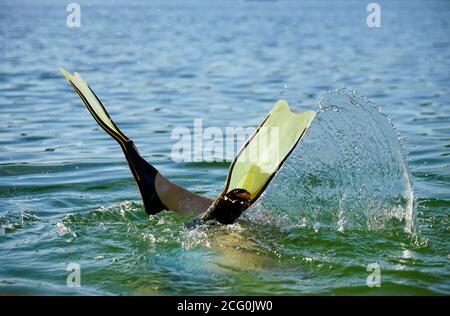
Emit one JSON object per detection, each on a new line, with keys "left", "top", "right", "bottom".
{"left": 246, "top": 89, "right": 414, "bottom": 232}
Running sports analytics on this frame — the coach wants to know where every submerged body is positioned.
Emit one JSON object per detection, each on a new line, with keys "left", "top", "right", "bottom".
{"left": 60, "top": 68, "right": 315, "bottom": 224}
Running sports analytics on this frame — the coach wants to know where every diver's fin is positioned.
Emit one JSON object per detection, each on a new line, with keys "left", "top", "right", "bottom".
{"left": 59, "top": 68, "right": 128, "bottom": 145}
{"left": 200, "top": 100, "right": 316, "bottom": 224}
{"left": 60, "top": 68, "right": 166, "bottom": 215}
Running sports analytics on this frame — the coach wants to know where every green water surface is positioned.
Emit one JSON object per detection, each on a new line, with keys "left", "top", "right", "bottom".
{"left": 0, "top": 0, "right": 449, "bottom": 295}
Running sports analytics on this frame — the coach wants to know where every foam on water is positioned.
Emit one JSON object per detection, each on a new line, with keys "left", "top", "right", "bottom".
{"left": 247, "top": 89, "right": 414, "bottom": 232}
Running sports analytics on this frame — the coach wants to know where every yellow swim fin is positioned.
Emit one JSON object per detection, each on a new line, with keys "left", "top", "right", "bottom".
{"left": 60, "top": 68, "right": 166, "bottom": 215}
{"left": 59, "top": 68, "right": 129, "bottom": 146}
{"left": 200, "top": 100, "right": 316, "bottom": 224}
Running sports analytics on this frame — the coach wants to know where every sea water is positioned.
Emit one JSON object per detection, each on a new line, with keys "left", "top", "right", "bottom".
{"left": 0, "top": 0, "right": 449, "bottom": 295}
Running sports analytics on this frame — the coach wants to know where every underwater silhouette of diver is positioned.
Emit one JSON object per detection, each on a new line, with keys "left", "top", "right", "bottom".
{"left": 60, "top": 68, "right": 316, "bottom": 225}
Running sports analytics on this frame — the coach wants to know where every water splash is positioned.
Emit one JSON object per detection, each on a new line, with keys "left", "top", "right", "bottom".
{"left": 248, "top": 89, "right": 414, "bottom": 232}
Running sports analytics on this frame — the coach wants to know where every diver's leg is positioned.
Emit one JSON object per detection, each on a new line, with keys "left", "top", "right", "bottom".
{"left": 155, "top": 174, "right": 213, "bottom": 215}
{"left": 123, "top": 140, "right": 212, "bottom": 215}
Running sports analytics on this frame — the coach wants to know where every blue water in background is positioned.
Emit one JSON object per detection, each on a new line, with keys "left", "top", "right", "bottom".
{"left": 0, "top": 0, "right": 449, "bottom": 295}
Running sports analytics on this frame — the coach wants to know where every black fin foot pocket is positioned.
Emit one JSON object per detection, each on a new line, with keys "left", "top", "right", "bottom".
{"left": 123, "top": 140, "right": 166, "bottom": 216}
{"left": 199, "top": 189, "right": 251, "bottom": 225}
